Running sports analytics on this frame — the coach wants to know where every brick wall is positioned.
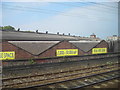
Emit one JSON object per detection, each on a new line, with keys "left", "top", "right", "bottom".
{"left": 0, "top": 40, "right": 109, "bottom": 59}
{"left": 1, "top": 41, "right": 33, "bottom": 59}
{"left": 37, "top": 41, "right": 85, "bottom": 58}
{"left": 87, "top": 40, "right": 109, "bottom": 54}
{"left": 1, "top": 41, "right": 85, "bottom": 59}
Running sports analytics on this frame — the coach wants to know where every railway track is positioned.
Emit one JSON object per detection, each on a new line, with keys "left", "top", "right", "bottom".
{"left": 3, "top": 55, "right": 119, "bottom": 79}
{"left": 87, "top": 77, "right": 120, "bottom": 88}
{"left": 2, "top": 62, "right": 119, "bottom": 89}
{"left": 39, "top": 70, "right": 119, "bottom": 89}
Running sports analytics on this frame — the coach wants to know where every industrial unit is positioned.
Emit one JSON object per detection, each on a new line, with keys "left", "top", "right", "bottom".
{"left": 69, "top": 40, "right": 108, "bottom": 55}
{"left": 0, "top": 40, "right": 108, "bottom": 60}
{"left": 0, "top": 30, "right": 109, "bottom": 60}
{"left": 1, "top": 40, "right": 78, "bottom": 59}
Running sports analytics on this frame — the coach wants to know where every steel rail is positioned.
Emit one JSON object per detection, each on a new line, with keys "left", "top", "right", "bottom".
{"left": 3, "top": 62, "right": 119, "bottom": 81}
{"left": 17, "top": 69, "right": 120, "bottom": 89}
{"left": 3, "top": 64, "right": 119, "bottom": 88}
{"left": 70, "top": 75, "right": 119, "bottom": 89}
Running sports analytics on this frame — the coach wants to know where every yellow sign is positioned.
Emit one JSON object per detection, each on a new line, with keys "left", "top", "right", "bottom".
{"left": 0, "top": 51, "right": 15, "bottom": 60}
{"left": 56, "top": 49, "right": 78, "bottom": 56}
{"left": 92, "top": 48, "right": 107, "bottom": 54}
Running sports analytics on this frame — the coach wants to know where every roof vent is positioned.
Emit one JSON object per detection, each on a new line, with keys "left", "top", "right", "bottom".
{"left": 17, "top": 28, "right": 20, "bottom": 31}
{"left": 36, "top": 30, "right": 38, "bottom": 33}
{"left": 46, "top": 31, "right": 48, "bottom": 34}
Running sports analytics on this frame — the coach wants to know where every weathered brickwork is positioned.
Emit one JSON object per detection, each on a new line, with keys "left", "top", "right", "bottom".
{"left": 37, "top": 41, "right": 84, "bottom": 58}
{"left": 1, "top": 41, "right": 33, "bottom": 59}
{"left": 0, "top": 40, "right": 109, "bottom": 59}
{"left": 87, "top": 40, "right": 109, "bottom": 54}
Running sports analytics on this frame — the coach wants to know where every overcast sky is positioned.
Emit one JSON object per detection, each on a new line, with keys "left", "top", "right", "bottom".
{"left": 1, "top": 1, "right": 118, "bottom": 39}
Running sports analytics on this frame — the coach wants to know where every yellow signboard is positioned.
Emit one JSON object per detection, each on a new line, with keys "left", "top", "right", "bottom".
{"left": 0, "top": 51, "right": 15, "bottom": 60}
{"left": 92, "top": 48, "right": 107, "bottom": 54}
{"left": 56, "top": 49, "right": 78, "bottom": 56}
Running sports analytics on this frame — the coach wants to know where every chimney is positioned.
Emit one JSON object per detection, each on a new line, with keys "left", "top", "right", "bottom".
{"left": 57, "top": 32, "right": 59, "bottom": 35}
{"left": 63, "top": 33, "right": 64, "bottom": 35}
{"left": 17, "top": 28, "right": 20, "bottom": 31}
{"left": 36, "top": 30, "right": 38, "bottom": 33}
{"left": 68, "top": 33, "right": 70, "bottom": 36}
{"left": 46, "top": 31, "right": 48, "bottom": 34}
{"left": 90, "top": 33, "right": 96, "bottom": 38}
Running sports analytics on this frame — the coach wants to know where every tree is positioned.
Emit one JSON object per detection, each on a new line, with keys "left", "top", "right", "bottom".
{"left": 0, "top": 26, "right": 3, "bottom": 30}
{"left": 0, "top": 26, "right": 16, "bottom": 31}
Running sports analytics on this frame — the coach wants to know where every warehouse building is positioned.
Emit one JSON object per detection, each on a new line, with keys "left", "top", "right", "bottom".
{"left": 0, "top": 41, "right": 76, "bottom": 59}
{"left": 0, "top": 30, "right": 109, "bottom": 60}
{"left": 0, "top": 40, "right": 108, "bottom": 60}
{"left": 69, "top": 40, "right": 108, "bottom": 55}
{"left": 0, "top": 40, "right": 80, "bottom": 59}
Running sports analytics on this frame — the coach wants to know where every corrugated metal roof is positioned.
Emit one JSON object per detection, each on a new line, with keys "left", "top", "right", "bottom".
{"left": 69, "top": 41, "right": 100, "bottom": 52}
{"left": 1, "top": 31, "right": 78, "bottom": 41}
{"left": 8, "top": 41, "right": 60, "bottom": 55}
{"left": 1, "top": 30, "right": 101, "bottom": 41}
